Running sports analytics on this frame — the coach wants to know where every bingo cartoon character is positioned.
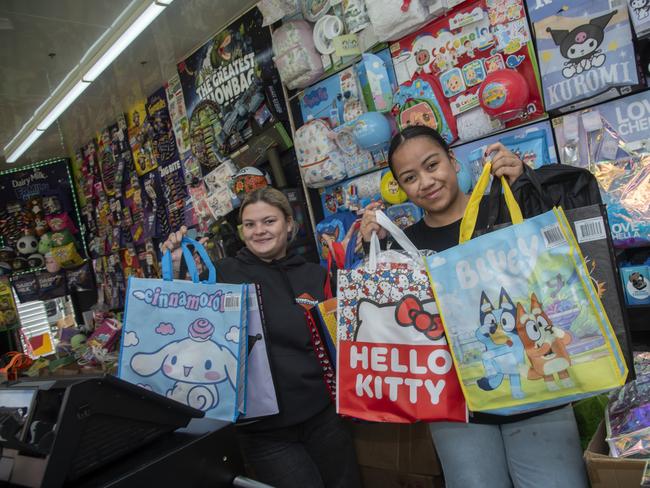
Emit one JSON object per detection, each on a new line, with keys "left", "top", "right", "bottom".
{"left": 516, "top": 294, "right": 574, "bottom": 391}
{"left": 631, "top": 0, "right": 650, "bottom": 20}
{"left": 547, "top": 11, "right": 616, "bottom": 79}
{"left": 130, "top": 318, "right": 238, "bottom": 411}
{"left": 475, "top": 288, "right": 526, "bottom": 399}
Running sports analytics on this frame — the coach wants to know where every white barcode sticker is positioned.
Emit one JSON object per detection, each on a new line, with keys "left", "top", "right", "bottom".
{"left": 224, "top": 294, "right": 241, "bottom": 311}
{"left": 541, "top": 223, "right": 567, "bottom": 248}
{"left": 574, "top": 217, "right": 606, "bottom": 243}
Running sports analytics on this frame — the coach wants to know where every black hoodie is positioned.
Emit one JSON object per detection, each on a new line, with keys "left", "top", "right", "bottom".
{"left": 215, "top": 247, "right": 331, "bottom": 431}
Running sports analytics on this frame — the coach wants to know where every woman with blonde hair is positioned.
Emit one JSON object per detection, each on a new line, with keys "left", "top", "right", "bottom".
{"left": 162, "top": 187, "right": 361, "bottom": 488}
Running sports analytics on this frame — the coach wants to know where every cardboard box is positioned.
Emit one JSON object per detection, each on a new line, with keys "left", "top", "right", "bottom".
{"left": 360, "top": 466, "right": 443, "bottom": 488}
{"left": 351, "top": 422, "right": 441, "bottom": 476}
{"left": 584, "top": 421, "right": 645, "bottom": 488}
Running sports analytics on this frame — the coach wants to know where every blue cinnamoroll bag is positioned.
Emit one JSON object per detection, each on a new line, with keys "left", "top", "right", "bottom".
{"left": 118, "top": 236, "right": 248, "bottom": 422}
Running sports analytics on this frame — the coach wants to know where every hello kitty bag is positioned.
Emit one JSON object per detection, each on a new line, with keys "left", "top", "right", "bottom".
{"left": 424, "top": 163, "right": 627, "bottom": 414}
{"left": 336, "top": 211, "right": 467, "bottom": 423}
{"left": 118, "top": 236, "right": 249, "bottom": 422}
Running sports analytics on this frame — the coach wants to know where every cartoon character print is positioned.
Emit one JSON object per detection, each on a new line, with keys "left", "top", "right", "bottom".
{"left": 399, "top": 101, "right": 438, "bottom": 130}
{"left": 631, "top": 0, "right": 650, "bottom": 20}
{"left": 547, "top": 11, "right": 616, "bottom": 79}
{"left": 475, "top": 288, "right": 526, "bottom": 399}
{"left": 355, "top": 296, "right": 443, "bottom": 344}
{"left": 515, "top": 293, "right": 574, "bottom": 391}
{"left": 130, "top": 318, "right": 238, "bottom": 411}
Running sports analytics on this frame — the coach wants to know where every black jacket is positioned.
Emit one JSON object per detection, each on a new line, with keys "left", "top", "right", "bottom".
{"left": 215, "top": 247, "right": 331, "bottom": 431}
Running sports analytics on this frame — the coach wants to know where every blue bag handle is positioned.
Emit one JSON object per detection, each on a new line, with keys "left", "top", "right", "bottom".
{"left": 161, "top": 236, "right": 217, "bottom": 284}
{"left": 344, "top": 226, "right": 362, "bottom": 269}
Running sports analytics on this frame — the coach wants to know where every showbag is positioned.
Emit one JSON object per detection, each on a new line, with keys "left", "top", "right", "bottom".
{"left": 118, "top": 237, "right": 248, "bottom": 422}
{"left": 425, "top": 164, "right": 627, "bottom": 413}
{"left": 336, "top": 212, "right": 467, "bottom": 423}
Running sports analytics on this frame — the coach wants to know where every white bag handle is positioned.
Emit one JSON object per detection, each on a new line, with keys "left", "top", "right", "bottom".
{"left": 367, "top": 209, "right": 421, "bottom": 271}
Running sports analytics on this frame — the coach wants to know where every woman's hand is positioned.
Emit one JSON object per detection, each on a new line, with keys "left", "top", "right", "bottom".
{"left": 359, "top": 201, "right": 387, "bottom": 242}
{"left": 160, "top": 226, "right": 189, "bottom": 263}
{"left": 485, "top": 142, "right": 525, "bottom": 185}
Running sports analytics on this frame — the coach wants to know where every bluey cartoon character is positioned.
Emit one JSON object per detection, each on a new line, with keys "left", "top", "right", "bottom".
{"left": 355, "top": 295, "right": 443, "bottom": 343}
{"left": 130, "top": 318, "right": 238, "bottom": 411}
{"left": 631, "top": 0, "right": 650, "bottom": 20}
{"left": 516, "top": 294, "right": 574, "bottom": 391}
{"left": 475, "top": 288, "right": 526, "bottom": 399}
{"left": 547, "top": 11, "right": 616, "bottom": 79}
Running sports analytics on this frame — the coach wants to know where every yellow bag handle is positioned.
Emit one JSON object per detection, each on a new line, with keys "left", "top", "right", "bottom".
{"left": 459, "top": 162, "right": 524, "bottom": 243}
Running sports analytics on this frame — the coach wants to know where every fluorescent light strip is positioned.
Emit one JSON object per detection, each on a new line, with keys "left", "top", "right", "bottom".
{"left": 36, "top": 81, "right": 91, "bottom": 131}
{"left": 7, "top": 130, "right": 44, "bottom": 163}
{"left": 3, "top": 0, "right": 174, "bottom": 162}
{"left": 82, "top": 3, "right": 166, "bottom": 82}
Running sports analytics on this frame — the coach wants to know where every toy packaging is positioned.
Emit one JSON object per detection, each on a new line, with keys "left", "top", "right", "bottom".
{"left": 628, "top": 0, "right": 650, "bottom": 37}
{"left": 425, "top": 164, "right": 627, "bottom": 413}
{"left": 127, "top": 100, "right": 157, "bottom": 177}
{"left": 391, "top": 0, "right": 544, "bottom": 134}
{"left": 620, "top": 265, "right": 650, "bottom": 305}
{"left": 592, "top": 155, "right": 650, "bottom": 248}
{"left": 552, "top": 90, "right": 650, "bottom": 167}
{"left": 605, "top": 374, "right": 650, "bottom": 458}
{"left": 528, "top": 0, "right": 638, "bottom": 112}
{"left": 320, "top": 170, "right": 382, "bottom": 217}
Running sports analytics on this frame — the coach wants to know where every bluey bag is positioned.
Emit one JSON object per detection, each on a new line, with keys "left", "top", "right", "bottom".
{"left": 529, "top": 0, "right": 638, "bottom": 111}
{"left": 118, "top": 236, "right": 248, "bottom": 422}
{"left": 425, "top": 163, "right": 628, "bottom": 414}
{"left": 336, "top": 211, "right": 467, "bottom": 423}
{"left": 295, "top": 119, "right": 348, "bottom": 188}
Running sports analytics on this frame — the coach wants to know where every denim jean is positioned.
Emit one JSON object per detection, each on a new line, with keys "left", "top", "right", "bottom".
{"left": 429, "top": 405, "right": 589, "bottom": 488}
{"left": 237, "top": 405, "right": 362, "bottom": 488}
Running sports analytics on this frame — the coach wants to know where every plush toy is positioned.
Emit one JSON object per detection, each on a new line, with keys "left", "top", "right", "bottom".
{"left": 42, "top": 196, "right": 62, "bottom": 215}
{"left": 16, "top": 234, "right": 38, "bottom": 256}
{"left": 50, "top": 230, "right": 75, "bottom": 248}
{"left": 34, "top": 215, "right": 48, "bottom": 237}
{"left": 27, "top": 254, "right": 45, "bottom": 268}
{"left": 50, "top": 243, "right": 84, "bottom": 269}
{"left": 38, "top": 233, "right": 53, "bottom": 255}
{"left": 11, "top": 257, "right": 28, "bottom": 271}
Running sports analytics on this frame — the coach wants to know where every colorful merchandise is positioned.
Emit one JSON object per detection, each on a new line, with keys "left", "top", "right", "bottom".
{"left": 365, "top": 0, "right": 433, "bottom": 42}
{"left": 295, "top": 119, "right": 349, "bottom": 188}
{"left": 356, "top": 52, "right": 395, "bottom": 113}
{"left": 118, "top": 237, "right": 248, "bottom": 422}
{"left": 621, "top": 265, "right": 650, "bottom": 305}
{"left": 592, "top": 156, "right": 650, "bottom": 248}
{"left": 178, "top": 8, "right": 288, "bottom": 171}
{"left": 424, "top": 164, "right": 627, "bottom": 413}
{"left": 391, "top": 0, "right": 543, "bottom": 131}
{"left": 50, "top": 243, "right": 85, "bottom": 269}
{"left": 605, "top": 374, "right": 650, "bottom": 458}
{"left": 315, "top": 211, "right": 359, "bottom": 267}
{"left": 392, "top": 74, "right": 457, "bottom": 144}
{"left": 230, "top": 167, "right": 269, "bottom": 200}
{"left": 628, "top": 0, "right": 650, "bottom": 37}
{"left": 336, "top": 211, "right": 467, "bottom": 423}
{"left": 272, "top": 19, "right": 324, "bottom": 90}
{"left": 320, "top": 170, "right": 382, "bottom": 217}
{"left": 127, "top": 101, "right": 157, "bottom": 176}
{"left": 299, "top": 66, "right": 366, "bottom": 128}
{"left": 529, "top": 0, "right": 638, "bottom": 111}
{"left": 384, "top": 202, "right": 423, "bottom": 229}
{"left": 380, "top": 169, "right": 408, "bottom": 205}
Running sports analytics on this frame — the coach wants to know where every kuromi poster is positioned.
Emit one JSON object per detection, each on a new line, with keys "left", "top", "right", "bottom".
{"left": 336, "top": 265, "right": 467, "bottom": 423}
{"left": 530, "top": 0, "right": 638, "bottom": 111}
{"left": 118, "top": 278, "right": 248, "bottom": 422}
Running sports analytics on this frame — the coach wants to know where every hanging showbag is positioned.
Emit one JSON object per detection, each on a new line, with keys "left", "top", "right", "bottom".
{"left": 239, "top": 284, "right": 279, "bottom": 421}
{"left": 528, "top": 0, "right": 638, "bottom": 112}
{"left": 118, "top": 236, "right": 248, "bottom": 423}
{"left": 336, "top": 211, "right": 467, "bottom": 423}
{"left": 425, "top": 164, "right": 627, "bottom": 414}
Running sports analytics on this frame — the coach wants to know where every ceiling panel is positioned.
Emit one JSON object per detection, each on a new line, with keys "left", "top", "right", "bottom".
{"left": 0, "top": 0, "right": 259, "bottom": 169}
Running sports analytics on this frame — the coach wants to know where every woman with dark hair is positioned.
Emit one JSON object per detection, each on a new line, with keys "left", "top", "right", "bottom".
{"left": 162, "top": 187, "right": 361, "bottom": 488}
{"left": 360, "top": 126, "right": 588, "bottom": 488}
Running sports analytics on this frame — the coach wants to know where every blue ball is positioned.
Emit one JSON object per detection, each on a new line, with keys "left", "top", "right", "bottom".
{"left": 352, "top": 112, "right": 392, "bottom": 150}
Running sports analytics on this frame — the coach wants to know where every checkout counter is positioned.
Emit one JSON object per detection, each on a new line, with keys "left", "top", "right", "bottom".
{"left": 0, "top": 375, "right": 269, "bottom": 487}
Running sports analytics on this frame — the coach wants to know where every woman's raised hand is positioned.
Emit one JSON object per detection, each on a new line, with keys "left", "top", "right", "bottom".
{"left": 485, "top": 142, "right": 525, "bottom": 185}
{"left": 359, "top": 201, "right": 387, "bottom": 242}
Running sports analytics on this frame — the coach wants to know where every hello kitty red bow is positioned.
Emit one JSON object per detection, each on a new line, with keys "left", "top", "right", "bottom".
{"left": 395, "top": 295, "right": 444, "bottom": 341}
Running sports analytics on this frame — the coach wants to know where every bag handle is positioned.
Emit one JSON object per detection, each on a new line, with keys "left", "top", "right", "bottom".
{"left": 161, "top": 236, "right": 217, "bottom": 284}
{"left": 459, "top": 162, "right": 523, "bottom": 243}
{"left": 368, "top": 209, "right": 421, "bottom": 270}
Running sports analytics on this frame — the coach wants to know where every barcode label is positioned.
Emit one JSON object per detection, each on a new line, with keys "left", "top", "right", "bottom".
{"left": 224, "top": 294, "right": 241, "bottom": 311}
{"left": 575, "top": 217, "right": 606, "bottom": 243}
{"left": 542, "top": 224, "right": 567, "bottom": 248}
